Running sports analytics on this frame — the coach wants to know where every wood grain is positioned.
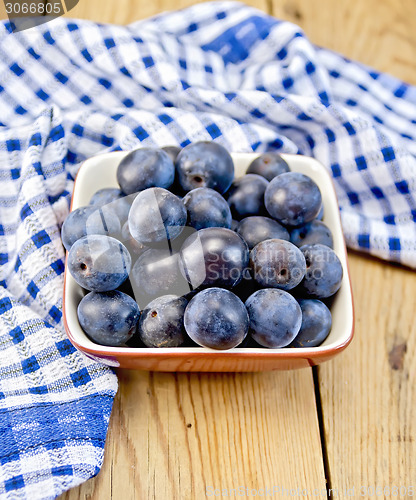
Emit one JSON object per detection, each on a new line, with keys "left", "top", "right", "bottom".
{"left": 317, "top": 253, "right": 416, "bottom": 495}
{"left": 58, "top": 0, "right": 268, "bottom": 25}
{"left": 60, "top": 370, "right": 326, "bottom": 499}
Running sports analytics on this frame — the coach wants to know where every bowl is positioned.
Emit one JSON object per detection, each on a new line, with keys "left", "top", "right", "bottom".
{"left": 63, "top": 151, "right": 354, "bottom": 371}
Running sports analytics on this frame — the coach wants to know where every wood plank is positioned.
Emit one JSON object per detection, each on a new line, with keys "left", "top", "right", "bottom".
{"left": 57, "top": 0, "right": 269, "bottom": 24}
{"left": 0, "top": 2, "right": 6, "bottom": 20}
{"left": 270, "top": 0, "right": 416, "bottom": 84}
{"left": 317, "top": 254, "right": 416, "bottom": 494}
{"left": 61, "top": 370, "right": 326, "bottom": 499}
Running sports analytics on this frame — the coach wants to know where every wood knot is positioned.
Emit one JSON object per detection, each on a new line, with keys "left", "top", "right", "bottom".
{"left": 284, "top": 2, "right": 303, "bottom": 21}
{"left": 388, "top": 342, "right": 407, "bottom": 370}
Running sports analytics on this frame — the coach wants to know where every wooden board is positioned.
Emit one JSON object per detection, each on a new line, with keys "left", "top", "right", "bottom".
{"left": 58, "top": 0, "right": 268, "bottom": 25}
{"left": 60, "top": 370, "right": 326, "bottom": 499}
{"left": 318, "top": 253, "right": 416, "bottom": 495}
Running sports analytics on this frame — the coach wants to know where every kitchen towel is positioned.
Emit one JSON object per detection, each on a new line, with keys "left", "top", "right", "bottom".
{"left": 0, "top": 1, "right": 415, "bottom": 498}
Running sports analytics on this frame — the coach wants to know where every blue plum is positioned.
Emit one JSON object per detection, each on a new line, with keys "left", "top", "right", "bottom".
{"left": 250, "top": 239, "right": 306, "bottom": 290}
{"left": 290, "top": 299, "right": 332, "bottom": 347}
{"left": 175, "top": 141, "right": 234, "bottom": 194}
{"left": 246, "top": 153, "right": 290, "bottom": 181}
{"left": 121, "top": 220, "right": 148, "bottom": 258}
{"left": 226, "top": 174, "right": 269, "bottom": 220}
{"left": 180, "top": 227, "right": 249, "bottom": 289}
{"left": 138, "top": 295, "right": 188, "bottom": 347}
{"left": 90, "top": 191, "right": 134, "bottom": 225}
{"left": 68, "top": 235, "right": 131, "bottom": 291}
{"left": 236, "top": 216, "right": 289, "bottom": 250}
{"left": 106, "top": 195, "right": 134, "bottom": 225}
{"left": 290, "top": 220, "right": 334, "bottom": 248}
{"left": 128, "top": 187, "right": 187, "bottom": 246}
{"left": 89, "top": 187, "right": 122, "bottom": 207}
{"left": 299, "top": 244, "right": 343, "bottom": 298}
{"left": 162, "top": 145, "right": 181, "bottom": 163}
{"left": 184, "top": 288, "right": 249, "bottom": 349}
{"left": 183, "top": 187, "right": 232, "bottom": 230}
{"left": 77, "top": 290, "right": 140, "bottom": 346}
{"left": 61, "top": 205, "right": 121, "bottom": 251}
{"left": 117, "top": 148, "right": 175, "bottom": 194}
{"left": 130, "top": 249, "right": 192, "bottom": 306}
{"left": 265, "top": 172, "right": 322, "bottom": 227}
{"left": 245, "top": 289, "right": 302, "bottom": 348}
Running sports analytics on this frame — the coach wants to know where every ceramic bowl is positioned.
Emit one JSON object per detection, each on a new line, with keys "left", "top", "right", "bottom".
{"left": 63, "top": 151, "right": 354, "bottom": 371}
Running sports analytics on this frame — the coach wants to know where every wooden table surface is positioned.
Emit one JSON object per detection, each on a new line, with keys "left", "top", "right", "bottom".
{"left": 6, "top": 0, "right": 414, "bottom": 498}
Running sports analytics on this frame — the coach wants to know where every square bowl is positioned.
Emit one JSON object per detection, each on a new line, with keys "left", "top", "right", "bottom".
{"left": 63, "top": 151, "right": 354, "bottom": 371}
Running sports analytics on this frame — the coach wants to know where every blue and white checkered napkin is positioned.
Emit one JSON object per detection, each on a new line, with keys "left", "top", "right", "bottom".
{"left": 0, "top": 1, "right": 415, "bottom": 497}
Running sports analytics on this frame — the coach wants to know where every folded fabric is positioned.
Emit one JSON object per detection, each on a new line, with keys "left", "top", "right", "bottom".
{"left": 0, "top": 1, "right": 415, "bottom": 498}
